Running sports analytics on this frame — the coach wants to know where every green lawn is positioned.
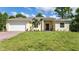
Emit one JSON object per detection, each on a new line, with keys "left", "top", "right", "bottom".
{"left": 0, "top": 32, "right": 79, "bottom": 51}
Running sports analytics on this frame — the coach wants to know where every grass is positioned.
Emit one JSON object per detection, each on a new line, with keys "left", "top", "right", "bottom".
{"left": 0, "top": 31, "right": 79, "bottom": 51}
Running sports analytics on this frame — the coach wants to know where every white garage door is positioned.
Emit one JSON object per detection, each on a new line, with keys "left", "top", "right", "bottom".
{"left": 9, "top": 21, "right": 26, "bottom": 31}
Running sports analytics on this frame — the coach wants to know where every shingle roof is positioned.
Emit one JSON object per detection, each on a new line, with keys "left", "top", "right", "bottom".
{"left": 8, "top": 17, "right": 71, "bottom": 22}
{"left": 8, "top": 17, "right": 32, "bottom": 21}
{"left": 55, "top": 19, "right": 71, "bottom": 22}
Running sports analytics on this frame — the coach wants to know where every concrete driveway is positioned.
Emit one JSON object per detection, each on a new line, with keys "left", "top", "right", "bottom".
{"left": 0, "top": 31, "right": 22, "bottom": 41}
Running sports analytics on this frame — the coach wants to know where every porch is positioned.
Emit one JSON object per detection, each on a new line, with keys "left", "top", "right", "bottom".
{"left": 44, "top": 20, "right": 55, "bottom": 31}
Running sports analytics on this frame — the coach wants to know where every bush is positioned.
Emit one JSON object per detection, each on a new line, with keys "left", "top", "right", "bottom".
{"left": 0, "top": 24, "right": 3, "bottom": 31}
{"left": 70, "top": 19, "right": 79, "bottom": 32}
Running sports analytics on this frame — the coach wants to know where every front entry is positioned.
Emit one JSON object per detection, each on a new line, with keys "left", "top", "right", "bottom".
{"left": 45, "top": 24, "right": 49, "bottom": 31}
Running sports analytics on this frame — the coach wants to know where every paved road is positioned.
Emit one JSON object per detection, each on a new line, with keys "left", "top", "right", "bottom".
{"left": 0, "top": 31, "right": 22, "bottom": 41}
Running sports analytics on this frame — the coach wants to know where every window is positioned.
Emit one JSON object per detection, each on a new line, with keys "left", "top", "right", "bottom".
{"left": 60, "top": 23, "right": 64, "bottom": 28}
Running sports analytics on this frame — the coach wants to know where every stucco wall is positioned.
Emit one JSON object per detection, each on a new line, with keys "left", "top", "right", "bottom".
{"left": 6, "top": 22, "right": 10, "bottom": 31}
{"left": 6, "top": 20, "right": 42, "bottom": 31}
{"left": 41, "top": 20, "right": 44, "bottom": 31}
{"left": 55, "top": 21, "right": 70, "bottom": 31}
{"left": 26, "top": 22, "right": 32, "bottom": 31}
{"left": 6, "top": 20, "right": 32, "bottom": 31}
{"left": 6, "top": 18, "right": 70, "bottom": 31}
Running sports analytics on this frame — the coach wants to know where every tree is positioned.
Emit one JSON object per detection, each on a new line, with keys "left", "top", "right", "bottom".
{"left": 32, "top": 18, "right": 40, "bottom": 28}
{"left": 32, "top": 18, "right": 43, "bottom": 31}
{"left": 9, "top": 16, "right": 15, "bottom": 19}
{"left": 70, "top": 8, "right": 79, "bottom": 32}
{"left": 36, "top": 13, "right": 43, "bottom": 17}
{"left": 0, "top": 12, "right": 8, "bottom": 31}
{"left": 16, "top": 13, "right": 26, "bottom": 18}
{"left": 35, "top": 13, "right": 44, "bottom": 31}
{"left": 2, "top": 12, "right": 8, "bottom": 31}
{"left": 55, "top": 7, "right": 72, "bottom": 19}
{"left": 0, "top": 13, "right": 3, "bottom": 31}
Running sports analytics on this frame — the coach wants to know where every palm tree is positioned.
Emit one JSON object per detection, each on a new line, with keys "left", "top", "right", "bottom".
{"left": 32, "top": 18, "right": 40, "bottom": 28}
{"left": 32, "top": 18, "right": 43, "bottom": 31}
{"left": 35, "top": 13, "right": 44, "bottom": 31}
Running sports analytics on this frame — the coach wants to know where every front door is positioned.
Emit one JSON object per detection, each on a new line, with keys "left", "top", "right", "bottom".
{"left": 46, "top": 24, "right": 49, "bottom": 31}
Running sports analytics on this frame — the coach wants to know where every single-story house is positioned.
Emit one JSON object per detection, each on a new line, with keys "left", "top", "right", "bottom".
{"left": 6, "top": 17, "right": 71, "bottom": 31}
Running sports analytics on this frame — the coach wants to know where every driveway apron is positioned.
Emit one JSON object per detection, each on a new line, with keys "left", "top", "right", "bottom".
{"left": 0, "top": 31, "right": 22, "bottom": 41}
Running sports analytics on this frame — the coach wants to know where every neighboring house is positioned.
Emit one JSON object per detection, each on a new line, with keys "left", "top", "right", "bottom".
{"left": 6, "top": 17, "right": 71, "bottom": 31}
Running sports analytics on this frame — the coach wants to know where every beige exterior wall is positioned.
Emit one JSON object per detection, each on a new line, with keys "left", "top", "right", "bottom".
{"left": 6, "top": 22, "right": 10, "bottom": 31}
{"left": 55, "top": 21, "right": 70, "bottom": 31}
{"left": 41, "top": 20, "right": 44, "bottom": 31}
{"left": 6, "top": 20, "right": 32, "bottom": 31}
{"left": 6, "top": 18, "right": 70, "bottom": 31}
{"left": 26, "top": 22, "right": 32, "bottom": 31}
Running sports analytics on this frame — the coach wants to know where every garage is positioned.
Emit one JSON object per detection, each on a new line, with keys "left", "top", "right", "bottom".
{"left": 8, "top": 20, "right": 26, "bottom": 31}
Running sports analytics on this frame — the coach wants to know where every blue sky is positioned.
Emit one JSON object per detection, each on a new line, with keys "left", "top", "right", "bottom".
{"left": 0, "top": 7, "right": 76, "bottom": 18}
{"left": 0, "top": 7, "right": 59, "bottom": 18}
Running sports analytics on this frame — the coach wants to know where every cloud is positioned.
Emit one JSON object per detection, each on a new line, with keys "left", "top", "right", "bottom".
{"left": 42, "top": 14, "right": 46, "bottom": 17}
{"left": 49, "top": 15, "right": 60, "bottom": 19}
{"left": 49, "top": 15, "right": 56, "bottom": 18}
{"left": 21, "top": 12, "right": 30, "bottom": 17}
{"left": 71, "top": 7, "right": 77, "bottom": 15}
{"left": 23, "top": 7, "right": 32, "bottom": 11}
{"left": 1, "top": 11, "right": 5, "bottom": 14}
{"left": 11, "top": 12, "right": 17, "bottom": 16}
{"left": 49, "top": 16, "right": 53, "bottom": 18}
{"left": 31, "top": 14, "right": 35, "bottom": 17}
{"left": 36, "top": 7, "right": 55, "bottom": 12}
